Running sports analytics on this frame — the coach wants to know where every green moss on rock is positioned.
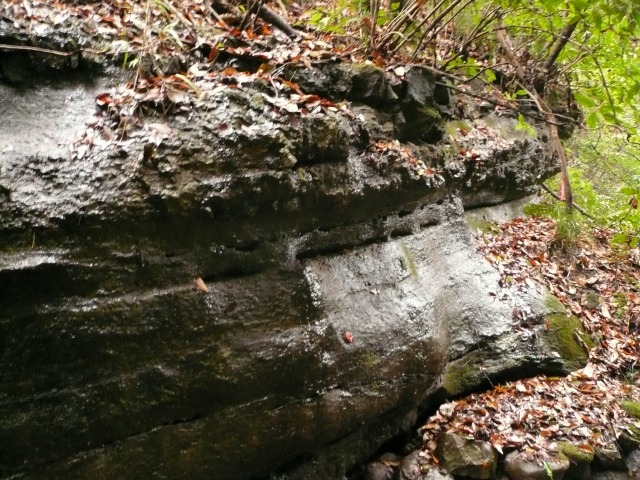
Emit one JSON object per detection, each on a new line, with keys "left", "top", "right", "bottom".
{"left": 617, "top": 424, "right": 640, "bottom": 454}
{"left": 443, "top": 353, "right": 484, "bottom": 396}
{"left": 544, "top": 292, "right": 567, "bottom": 313}
{"left": 557, "top": 441, "right": 594, "bottom": 463}
{"left": 620, "top": 400, "right": 640, "bottom": 420}
{"left": 464, "top": 214, "right": 500, "bottom": 234}
{"left": 541, "top": 312, "right": 593, "bottom": 372}
{"left": 400, "top": 244, "right": 418, "bottom": 278}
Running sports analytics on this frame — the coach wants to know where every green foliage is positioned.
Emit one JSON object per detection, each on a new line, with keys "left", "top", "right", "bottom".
{"left": 308, "top": 6, "right": 353, "bottom": 34}
{"left": 556, "top": 131, "right": 640, "bottom": 245}
{"left": 554, "top": 211, "right": 581, "bottom": 248}
{"left": 306, "top": 0, "right": 640, "bottom": 243}
{"left": 492, "top": 0, "right": 640, "bottom": 141}
{"left": 376, "top": 1, "right": 400, "bottom": 26}
{"left": 515, "top": 113, "right": 537, "bottom": 138}
{"left": 525, "top": 198, "right": 582, "bottom": 248}
{"left": 306, "top": 0, "right": 402, "bottom": 34}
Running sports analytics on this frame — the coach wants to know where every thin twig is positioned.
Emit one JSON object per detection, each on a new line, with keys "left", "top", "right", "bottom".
{"left": 389, "top": 0, "right": 451, "bottom": 55}
{"left": 540, "top": 183, "right": 595, "bottom": 220}
{"left": 543, "top": 21, "right": 578, "bottom": 73}
{"left": 0, "top": 43, "right": 79, "bottom": 56}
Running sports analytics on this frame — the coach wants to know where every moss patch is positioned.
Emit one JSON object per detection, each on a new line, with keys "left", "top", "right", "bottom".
{"left": 541, "top": 312, "right": 593, "bottom": 371}
{"left": 620, "top": 400, "right": 640, "bottom": 420}
{"left": 400, "top": 244, "right": 418, "bottom": 278}
{"left": 362, "top": 352, "right": 380, "bottom": 368}
{"left": 543, "top": 292, "right": 596, "bottom": 367}
{"left": 619, "top": 424, "right": 640, "bottom": 452}
{"left": 557, "top": 441, "right": 594, "bottom": 463}
{"left": 544, "top": 292, "right": 567, "bottom": 313}
{"left": 444, "top": 120, "right": 472, "bottom": 137}
{"left": 443, "top": 353, "right": 484, "bottom": 396}
{"left": 464, "top": 214, "right": 500, "bottom": 234}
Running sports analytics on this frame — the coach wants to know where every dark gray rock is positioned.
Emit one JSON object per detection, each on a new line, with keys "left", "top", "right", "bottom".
{"left": 618, "top": 431, "right": 640, "bottom": 455}
{"left": 398, "top": 66, "right": 442, "bottom": 142}
{"left": 625, "top": 449, "right": 640, "bottom": 478}
{"left": 435, "top": 432, "right": 497, "bottom": 479}
{"left": 397, "top": 451, "right": 425, "bottom": 480}
{"left": 393, "top": 449, "right": 453, "bottom": 480}
{"left": 591, "top": 472, "right": 630, "bottom": 480}
{"left": 594, "top": 446, "right": 627, "bottom": 471}
{"left": 349, "top": 64, "right": 398, "bottom": 106}
{"left": 425, "top": 470, "right": 454, "bottom": 480}
{"left": 503, "top": 451, "right": 570, "bottom": 480}
{"left": 366, "top": 461, "right": 394, "bottom": 480}
{"left": 421, "top": 467, "right": 455, "bottom": 480}
{"left": 0, "top": 23, "right": 571, "bottom": 480}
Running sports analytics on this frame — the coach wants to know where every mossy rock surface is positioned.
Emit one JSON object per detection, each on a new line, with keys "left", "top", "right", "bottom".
{"left": 464, "top": 214, "right": 500, "bottom": 234}
{"left": 544, "top": 292, "right": 567, "bottom": 313}
{"left": 443, "top": 358, "right": 477, "bottom": 397}
{"left": 618, "top": 425, "right": 640, "bottom": 453}
{"left": 541, "top": 312, "right": 592, "bottom": 372}
{"left": 557, "top": 440, "right": 594, "bottom": 479}
{"left": 557, "top": 441, "right": 594, "bottom": 463}
{"left": 620, "top": 400, "right": 640, "bottom": 420}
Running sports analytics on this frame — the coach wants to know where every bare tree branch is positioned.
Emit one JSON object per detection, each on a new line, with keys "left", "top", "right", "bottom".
{"left": 540, "top": 183, "right": 594, "bottom": 220}
{"left": 496, "top": 13, "right": 573, "bottom": 211}
{"left": 543, "top": 20, "right": 578, "bottom": 73}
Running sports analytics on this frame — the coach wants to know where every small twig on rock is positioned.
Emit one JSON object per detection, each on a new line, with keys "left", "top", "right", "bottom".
{"left": 0, "top": 43, "right": 78, "bottom": 56}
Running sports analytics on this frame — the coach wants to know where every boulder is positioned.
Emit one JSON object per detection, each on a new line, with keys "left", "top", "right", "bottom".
{"left": 366, "top": 460, "right": 394, "bottom": 480}
{"left": 397, "top": 450, "right": 426, "bottom": 480}
{"left": 591, "top": 472, "right": 629, "bottom": 480}
{"left": 0, "top": 21, "right": 580, "bottom": 480}
{"left": 593, "top": 446, "right": 627, "bottom": 471}
{"left": 503, "top": 451, "right": 570, "bottom": 480}
{"left": 435, "top": 433, "right": 497, "bottom": 479}
{"left": 625, "top": 449, "right": 640, "bottom": 478}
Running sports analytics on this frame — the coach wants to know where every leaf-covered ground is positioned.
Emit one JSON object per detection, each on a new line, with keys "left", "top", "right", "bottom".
{"left": 422, "top": 216, "right": 640, "bottom": 463}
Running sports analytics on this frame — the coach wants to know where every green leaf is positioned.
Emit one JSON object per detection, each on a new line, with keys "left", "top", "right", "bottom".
{"left": 484, "top": 69, "right": 497, "bottom": 83}
{"left": 586, "top": 111, "right": 599, "bottom": 129}
{"left": 516, "top": 114, "right": 537, "bottom": 138}
{"left": 627, "top": 82, "right": 640, "bottom": 100}
{"left": 612, "top": 232, "right": 630, "bottom": 245}
{"left": 574, "top": 91, "right": 596, "bottom": 109}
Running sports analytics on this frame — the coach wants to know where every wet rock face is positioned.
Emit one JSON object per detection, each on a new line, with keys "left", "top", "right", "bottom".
{"left": 503, "top": 451, "right": 570, "bottom": 480}
{"left": 0, "top": 56, "right": 570, "bottom": 479}
{"left": 435, "top": 433, "right": 497, "bottom": 479}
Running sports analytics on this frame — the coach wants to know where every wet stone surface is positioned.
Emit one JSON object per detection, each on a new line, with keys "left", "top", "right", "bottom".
{"left": 0, "top": 30, "right": 574, "bottom": 480}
